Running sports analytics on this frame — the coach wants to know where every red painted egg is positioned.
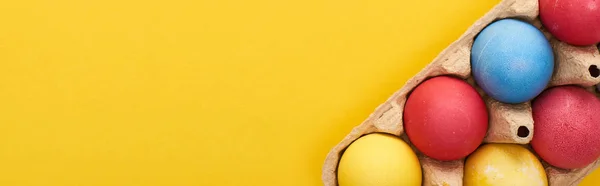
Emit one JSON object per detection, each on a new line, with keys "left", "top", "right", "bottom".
{"left": 403, "top": 76, "right": 488, "bottom": 161}
{"left": 531, "top": 86, "right": 600, "bottom": 169}
{"left": 539, "top": 0, "right": 600, "bottom": 46}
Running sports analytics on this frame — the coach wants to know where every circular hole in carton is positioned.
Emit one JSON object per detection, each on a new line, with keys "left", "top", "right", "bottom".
{"left": 517, "top": 126, "right": 530, "bottom": 138}
{"left": 589, "top": 65, "right": 599, "bottom": 78}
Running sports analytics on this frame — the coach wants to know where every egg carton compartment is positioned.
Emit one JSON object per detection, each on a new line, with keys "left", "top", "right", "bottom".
{"left": 322, "top": 0, "right": 600, "bottom": 185}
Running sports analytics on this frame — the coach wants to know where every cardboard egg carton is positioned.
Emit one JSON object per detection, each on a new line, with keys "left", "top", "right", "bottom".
{"left": 322, "top": 0, "right": 600, "bottom": 185}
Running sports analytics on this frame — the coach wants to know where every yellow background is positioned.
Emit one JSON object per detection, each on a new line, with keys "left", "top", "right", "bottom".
{"left": 0, "top": 0, "right": 598, "bottom": 185}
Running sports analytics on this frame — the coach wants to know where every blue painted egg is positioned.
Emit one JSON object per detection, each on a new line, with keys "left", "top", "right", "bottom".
{"left": 471, "top": 19, "right": 554, "bottom": 104}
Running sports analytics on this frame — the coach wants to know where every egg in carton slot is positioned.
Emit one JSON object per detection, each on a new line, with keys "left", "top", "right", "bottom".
{"left": 322, "top": 0, "right": 600, "bottom": 185}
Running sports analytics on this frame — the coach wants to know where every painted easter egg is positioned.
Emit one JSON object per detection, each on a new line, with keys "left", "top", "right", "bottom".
{"left": 403, "top": 76, "right": 488, "bottom": 161}
{"left": 337, "top": 133, "right": 422, "bottom": 186}
{"left": 539, "top": 0, "right": 600, "bottom": 46}
{"left": 471, "top": 18, "right": 554, "bottom": 104}
{"left": 464, "top": 143, "right": 547, "bottom": 186}
{"left": 531, "top": 85, "right": 600, "bottom": 169}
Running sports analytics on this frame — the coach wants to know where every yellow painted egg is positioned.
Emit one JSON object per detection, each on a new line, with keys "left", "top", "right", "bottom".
{"left": 464, "top": 143, "right": 547, "bottom": 186}
{"left": 337, "top": 133, "right": 422, "bottom": 186}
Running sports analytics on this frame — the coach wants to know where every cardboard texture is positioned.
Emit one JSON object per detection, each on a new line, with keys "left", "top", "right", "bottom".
{"left": 322, "top": 0, "right": 600, "bottom": 185}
